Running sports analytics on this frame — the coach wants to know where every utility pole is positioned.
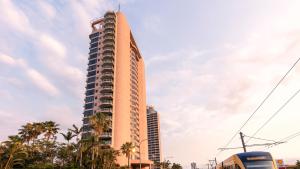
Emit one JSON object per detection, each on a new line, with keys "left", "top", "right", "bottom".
{"left": 239, "top": 132, "right": 247, "bottom": 152}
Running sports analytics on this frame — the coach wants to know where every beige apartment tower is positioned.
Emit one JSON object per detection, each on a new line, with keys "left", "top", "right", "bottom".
{"left": 82, "top": 11, "right": 151, "bottom": 168}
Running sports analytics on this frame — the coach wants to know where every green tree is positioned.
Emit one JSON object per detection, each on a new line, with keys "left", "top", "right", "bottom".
{"left": 120, "top": 142, "right": 135, "bottom": 169}
{"left": 43, "top": 121, "right": 59, "bottom": 142}
{"left": 160, "top": 160, "right": 171, "bottom": 169}
{"left": 296, "top": 160, "right": 300, "bottom": 169}
{"left": 89, "top": 112, "right": 110, "bottom": 169}
{"left": 0, "top": 137, "right": 27, "bottom": 169}
{"left": 171, "top": 163, "right": 183, "bottom": 169}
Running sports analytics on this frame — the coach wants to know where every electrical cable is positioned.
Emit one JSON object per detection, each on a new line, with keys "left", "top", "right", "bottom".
{"left": 246, "top": 88, "right": 300, "bottom": 143}
{"left": 218, "top": 56, "right": 300, "bottom": 154}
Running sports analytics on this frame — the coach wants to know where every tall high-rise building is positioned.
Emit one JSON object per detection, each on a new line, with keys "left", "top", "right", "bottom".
{"left": 147, "top": 106, "right": 162, "bottom": 169}
{"left": 82, "top": 11, "right": 151, "bottom": 168}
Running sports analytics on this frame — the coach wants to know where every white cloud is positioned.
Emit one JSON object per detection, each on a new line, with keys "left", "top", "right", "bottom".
{"left": 39, "top": 34, "right": 66, "bottom": 59}
{"left": 37, "top": 1, "right": 56, "bottom": 19}
{"left": 0, "top": 0, "right": 32, "bottom": 34}
{"left": 26, "top": 68, "right": 59, "bottom": 96}
{"left": 0, "top": 53, "right": 59, "bottom": 96}
{"left": 0, "top": 53, "right": 17, "bottom": 65}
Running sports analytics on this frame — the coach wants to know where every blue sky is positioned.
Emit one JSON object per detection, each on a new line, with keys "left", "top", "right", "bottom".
{"left": 1, "top": 0, "right": 300, "bottom": 168}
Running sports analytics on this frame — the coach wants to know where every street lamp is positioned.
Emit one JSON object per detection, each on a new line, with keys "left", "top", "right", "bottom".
{"left": 138, "top": 139, "right": 148, "bottom": 169}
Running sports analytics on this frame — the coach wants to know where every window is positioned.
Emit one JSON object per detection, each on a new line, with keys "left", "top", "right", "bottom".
{"left": 89, "top": 48, "right": 98, "bottom": 54}
{"left": 88, "top": 65, "right": 96, "bottom": 71}
{"left": 89, "top": 32, "right": 99, "bottom": 39}
{"left": 85, "top": 89, "right": 94, "bottom": 96}
{"left": 86, "top": 83, "right": 95, "bottom": 89}
{"left": 90, "top": 37, "right": 99, "bottom": 43}
{"left": 244, "top": 161, "right": 274, "bottom": 169}
{"left": 89, "top": 53, "right": 97, "bottom": 60}
{"left": 90, "top": 43, "right": 98, "bottom": 49}
{"left": 85, "top": 96, "right": 94, "bottom": 103}
{"left": 84, "top": 110, "right": 93, "bottom": 117}
{"left": 88, "top": 59, "right": 97, "bottom": 65}
{"left": 87, "top": 71, "right": 96, "bottom": 77}
{"left": 85, "top": 103, "right": 94, "bottom": 109}
{"left": 87, "top": 76, "right": 96, "bottom": 83}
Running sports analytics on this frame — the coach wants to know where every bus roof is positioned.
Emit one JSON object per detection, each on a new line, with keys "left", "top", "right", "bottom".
{"left": 236, "top": 151, "right": 272, "bottom": 162}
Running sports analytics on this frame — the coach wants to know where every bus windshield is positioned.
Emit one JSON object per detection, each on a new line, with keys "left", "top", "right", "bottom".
{"left": 244, "top": 161, "right": 274, "bottom": 169}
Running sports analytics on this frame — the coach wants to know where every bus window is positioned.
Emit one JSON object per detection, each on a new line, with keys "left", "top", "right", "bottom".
{"left": 244, "top": 161, "right": 274, "bottom": 169}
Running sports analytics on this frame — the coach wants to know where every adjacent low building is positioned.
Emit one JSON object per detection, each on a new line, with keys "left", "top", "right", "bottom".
{"left": 147, "top": 106, "right": 162, "bottom": 169}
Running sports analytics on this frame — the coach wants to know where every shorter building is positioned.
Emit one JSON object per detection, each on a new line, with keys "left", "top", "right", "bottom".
{"left": 147, "top": 106, "right": 162, "bottom": 169}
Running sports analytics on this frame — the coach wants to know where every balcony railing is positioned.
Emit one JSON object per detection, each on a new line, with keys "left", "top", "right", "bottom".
{"left": 101, "top": 132, "right": 112, "bottom": 138}
{"left": 100, "top": 108, "right": 112, "bottom": 112}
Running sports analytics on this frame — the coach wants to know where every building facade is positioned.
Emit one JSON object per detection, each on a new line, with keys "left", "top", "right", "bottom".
{"left": 82, "top": 11, "right": 151, "bottom": 168}
{"left": 147, "top": 106, "right": 162, "bottom": 169}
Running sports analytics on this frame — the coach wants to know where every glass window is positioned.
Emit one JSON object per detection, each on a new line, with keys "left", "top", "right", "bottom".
{"left": 89, "top": 53, "right": 97, "bottom": 60}
{"left": 87, "top": 71, "right": 96, "bottom": 77}
{"left": 85, "top": 96, "right": 94, "bottom": 102}
{"left": 88, "top": 59, "right": 97, "bottom": 65}
{"left": 87, "top": 76, "right": 96, "bottom": 83}
{"left": 245, "top": 161, "right": 274, "bottom": 169}
{"left": 89, "top": 32, "right": 99, "bottom": 39}
{"left": 84, "top": 110, "right": 93, "bottom": 117}
{"left": 90, "top": 43, "right": 98, "bottom": 49}
{"left": 86, "top": 83, "right": 95, "bottom": 89}
{"left": 85, "top": 103, "right": 94, "bottom": 109}
{"left": 89, "top": 48, "right": 98, "bottom": 54}
{"left": 90, "top": 37, "right": 99, "bottom": 43}
{"left": 88, "top": 65, "right": 96, "bottom": 71}
{"left": 85, "top": 89, "right": 95, "bottom": 96}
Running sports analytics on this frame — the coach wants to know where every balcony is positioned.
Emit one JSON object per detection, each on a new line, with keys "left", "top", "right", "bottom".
{"left": 101, "top": 86, "right": 113, "bottom": 92}
{"left": 100, "top": 100, "right": 113, "bottom": 106}
{"left": 101, "top": 132, "right": 112, "bottom": 138}
{"left": 101, "top": 72, "right": 114, "bottom": 79}
{"left": 100, "top": 93, "right": 113, "bottom": 99}
{"left": 103, "top": 35, "right": 114, "bottom": 40}
{"left": 104, "top": 19, "right": 115, "bottom": 24}
{"left": 100, "top": 108, "right": 112, "bottom": 113}
{"left": 104, "top": 24, "right": 115, "bottom": 30}
{"left": 103, "top": 54, "right": 114, "bottom": 60}
{"left": 103, "top": 42, "right": 114, "bottom": 48}
{"left": 104, "top": 12, "right": 116, "bottom": 18}
{"left": 102, "top": 59, "right": 114, "bottom": 65}
{"left": 101, "top": 79, "right": 113, "bottom": 85}
{"left": 103, "top": 47, "right": 115, "bottom": 53}
{"left": 104, "top": 30, "right": 115, "bottom": 35}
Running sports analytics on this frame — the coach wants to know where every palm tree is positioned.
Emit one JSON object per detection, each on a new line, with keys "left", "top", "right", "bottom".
{"left": 1, "top": 138, "right": 27, "bottom": 169}
{"left": 89, "top": 112, "right": 110, "bottom": 169}
{"left": 43, "top": 121, "right": 59, "bottom": 142}
{"left": 61, "top": 131, "right": 75, "bottom": 144}
{"left": 171, "top": 163, "right": 182, "bottom": 169}
{"left": 18, "top": 123, "right": 34, "bottom": 145}
{"left": 160, "top": 160, "right": 171, "bottom": 169}
{"left": 120, "top": 142, "right": 135, "bottom": 169}
{"left": 68, "top": 124, "right": 82, "bottom": 142}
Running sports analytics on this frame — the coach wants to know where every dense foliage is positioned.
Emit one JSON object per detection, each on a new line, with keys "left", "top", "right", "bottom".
{"left": 0, "top": 112, "right": 183, "bottom": 169}
{"left": 0, "top": 113, "right": 121, "bottom": 169}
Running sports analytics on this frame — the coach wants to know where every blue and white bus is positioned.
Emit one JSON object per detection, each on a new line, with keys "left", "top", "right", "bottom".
{"left": 217, "top": 152, "right": 278, "bottom": 169}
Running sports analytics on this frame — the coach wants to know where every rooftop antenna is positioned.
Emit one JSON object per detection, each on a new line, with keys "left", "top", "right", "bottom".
{"left": 118, "top": 3, "right": 121, "bottom": 12}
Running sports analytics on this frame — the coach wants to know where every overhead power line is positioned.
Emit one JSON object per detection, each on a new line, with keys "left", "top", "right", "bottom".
{"left": 219, "top": 56, "right": 300, "bottom": 153}
{"left": 243, "top": 135, "right": 277, "bottom": 143}
{"left": 246, "top": 88, "right": 300, "bottom": 143}
{"left": 265, "top": 130, "right": 300, "bottom": 149}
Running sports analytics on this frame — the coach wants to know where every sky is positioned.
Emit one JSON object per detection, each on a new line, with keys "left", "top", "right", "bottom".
{"left": 1, "top": 0, "right": 300, "bottom": 168}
